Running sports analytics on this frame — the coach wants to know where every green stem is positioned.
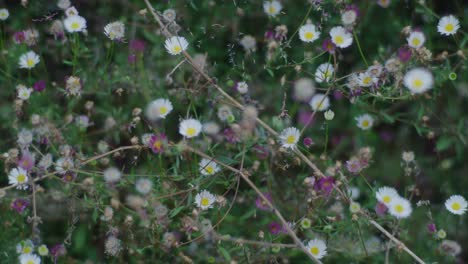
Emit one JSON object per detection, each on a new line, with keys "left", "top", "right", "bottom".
{"left": 353, "top": 31, "right": 368, "bottom": 67}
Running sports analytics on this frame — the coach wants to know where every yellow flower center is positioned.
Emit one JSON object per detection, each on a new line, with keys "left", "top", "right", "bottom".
{"left": 27, "top": 59, "right": 35, "bottom": 67}
{"left": 411, "top": 38, "right": 420, "bottom": 47}
{"left": 451, "top": 202, "right": 461, "bottom": 211}
{"left": 201, "top": 197, "right": 210, "bottom": 206}
{"left": 395, "top": 204, "right": 404, "bottom": 213}
{"left": 413, "top": 79, "right": 423, "bottom": 89}
{"left": 268, "top": 6, "right": 276, "bottom": 14}
{"left": 186, "top": 127, "right": 196, "bottom": 136}
{"left": 153, "top": 140, "right": 162, "bottom": 150}
{"left": 17, "top": 174, "right": 27, "bottom": 183}
{"left": 305, "top": 32, "right": 314, "bottom": 40}
{"left": 159, "top": 106, "right": 167, "bottom": 115}
{"left": 334, "top": 35, "right": 344, "bottom": 45}
{"left": 205, "top": 166, "right": 214, "bottom": 174}
{"left": 363, "top": 76, "right": 372, "bottom": 85}
{"left": 445, "top": 23, "right": 454, "bottom": 32}
{"left": 173, "top": 45, "right": 182, "bottom": 53}
{"left": 361, "top": 120, "right": 369, "bottom": 128}
{"left": 310, "top": 247, "right": 319, "bottom": 255}
{"left": 383, "top": 196, "right": 391, "bottom": 204}
{"left": 286, "top": 135, "right": 296, "bottom": 144}
{"left": 71, "top": 22, "right": 80, "bottom": 30}
{"left": 26, "top": 260, "right": 34, "bottom": 264}
{"left": 23, "top": 247, "right": 32, "bottom": 254}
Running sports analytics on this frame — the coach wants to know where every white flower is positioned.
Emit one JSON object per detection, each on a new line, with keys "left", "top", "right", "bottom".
{"left": 279, "top": 127, "right": 300, "bottom": 149}
{"left": 65, "top": 76, "right": 82, "bottom": 96}
{"left": 0, "top": 8, "right": 9, "bottom": 20}
{"left": 407, "top": 31, "right": 425, "bottom": 48}
{"left": 57, "top": 0, "right": 71, "bottom": 9}
{"left": 164, "top": 36, "right": 189, "bottom": 55}
{"left": 104, "top": 21, "right": 125, "bottom": 41}
{"left": 19, "top": 254, "right": 41, "bottom": 264}
{"left": 388, "top": 197, "right": 412, "bottom": 219}
{"left": 18, "top": 86, "right": 33, "bottom": 100}
{"left": 358, "top": 72, "right": 377, "bottom": 87}
{"left": 341, "top": 10, "right": 357, "bottom": 25}
{"left": 64, "top": 15, "right": 87, "bottom": 33}
{"left": 309, "top": 94, "right": 330, "bottom": 111}
{"left": 330, "top": 26, "right": 353, "bottom": 48}
{"left": 55, "top": 157, "right": 74, "bottom": 174}
{"left": 263, "top": 1, "right": 282, "bottom": 17}
{"left": 179, "top": 118, "right": 202, "bottom": 138}
{"left": 403, "top": 68, "right": 433, "bottom": 94}
{"left": 199, "top": 158, "right": 220, "bottom": 176}
{"left": 103, "top": 167, "right": 122, "bottom": 183}
{"left": 195, "top": 190, "right": 216, "bottom": 210}
{"left": 239, "top": 35, "right": 257, "bottom": 52}
{"left": 445, "top": 195, "right": 467, "bottom": 215}
{"left": 237, "top": 81, "right": 249, "bottom": 94}
{"left": 37, "top": 245, "right": 49, "bottom": 256}
{"left": 38, "top": 153, "right": 53, "bottom": 169}
{"left": 437, "top": 15, "right": 460, "bottom": 36}
{"left": 376, "top": 186, "right": 399, "bottom": 207}
{"left": 355, "top": 114, "right": 374, "bottom": 130}
{"left": 18, "top": 129, "right": 33, "bottom": 147}
{"left": 202, "top": 122, "right": 221, "bottom": 135}
{"left": 19, "top": 51, "right": 40, "bottom": 69}
{"left": 305, "top": 239, "right": 327, "bottom": 260}
{"left": 8, "top": 168, "right": 29, "bottom": 190}
{"left": 145, "top": 98, "right": 173, "bottom": 121}
{"left": 135, "top": 178, "right": 153, "bottom": 195}
{"left": 315, "top": 63, "right": 334, "bottom": 83}
{"left": 350, "top": 201, "right": 361, "bottom": 213}
{"left": 162, "top": 9, "right": 177, "bottom": 22}
{"left": 293, "top": 78, "right": 315, "bottom": 102}
{"left": 299, "top": 24, "right": 320, "bottom": 43}
{"left": 324, "top": 109, "right": 334, "bottom": 121}
{"left": 348, "top": 186, "right": 360, "bottom": 200}
{"left": 65, "top": 6, "right": 79, "bottom": 17}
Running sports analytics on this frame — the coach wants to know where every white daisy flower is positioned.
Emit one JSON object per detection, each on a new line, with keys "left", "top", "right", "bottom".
{"left": 135, "top": 178, "right": 153, "bottom": 195}
{"left": 145, "top": 98, "right": 173, "bottom": 121}
{"left": 199, "top": 158, "right": 220, "bottom": 176}
{"left": 403, "top": 68, "right": 434, "bottom": 94}
{"left": 237, "top": 81, "right": 249, "bottom": 94}
{"left": 309, "top": 94, "right": 330, "bottom": 111}
{"left": 164, "top": 36, "right": 189, "bottom": 55}
{"left": 65, "top": 6, "right": 78, "bottom": 17}
{"left": 305, "top": 239, "right": 327, "bottom": 260}
{"left": 407, "top": 31, "right": 425, "bottom": 48}
{"left": 103, "top": 167, "right": 122, "bottom": 183}
{"left": 315, "top": 63, "right": 334, "bottom": 83}
{"left": 19, "top": 254, "right": 41, "bottom": 264}
{"left": 8, "top": 168, "right": 29, "bottom": 190}
{"left": 299, "top": 24, "right": 320, "bottom": 43}
{"left": 55, "top": 157, "right": 74, "bottom": 174}
{"left": 63, "top": 15, "right": 87, "bottom": 33}
{"left": 0, "top": 8, "right": 9, "bottom": 20}
{"left": 355, "top": 114, "right": 374, "bottom": 130}
{"left": 279, "top": 127, "right": 300, "bottom": 149}
{"left": 195, "top": 190, "right": 216, "bottom": 210}
{"left": 263, "top": 1, "right": 282, "bottom": 17}
{"left": 293, "top": 78, "right": 315, "bottom": 102}
{"left": 445, "top": 195, "right": 467, "bottom": 215}
{"left": 437, "top": 15, "right": 460, "bottom": 36}
{"left": 19, "top": 51, "right": 40, "bottom": 69}
{"left": 329, "top": 26, "right": 353, "bottom": 48}
{"left": 376, "top": 186, "right": 399, "bottom": 207}
{"left": 17, "top": 86, "right": 33, "bottom": 100}
{"left": 389, "top": 197, "right": 412, "bottom": 219}
{"left": 104, "top": 21, "right": 125, "bottom": 41}
{"left": 179, "top": 118, "right": 202, "bottom": 138}
{"left": 341, "top": 9, "right": 357, "bottom": 25}
{"left": 57, "top": 0, "right": 71, "bottom": 10}
{"left": 239, "top": 35, "right": 257, "bottom": 52}
{"left": 358, "top": 72, "right": 377, "bottom": 87}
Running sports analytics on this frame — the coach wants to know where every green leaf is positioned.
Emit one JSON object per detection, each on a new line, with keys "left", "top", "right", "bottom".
{"left": 170, "top": 206, "right": 185, "bottom": 218}
{"left": 436, "top": 137, "right": 453, "bottom": 152}
{"left": 218, "top": 246, "right": 231, "bottom": 261}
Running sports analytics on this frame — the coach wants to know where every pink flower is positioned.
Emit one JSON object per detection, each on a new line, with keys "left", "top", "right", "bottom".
{"left": 148, "top": 133, "right": 167, "bottom": 154}
{"left": 18, "top": 151, "right": 35, "bottom": 171}
{"left": 11, "top": 198, "right": 29, "bottom": 213}
{"left": 375, "top": 202, "right": 388, "bottom": 216}
{"left": 255, "top": 192, "right": 272, "bottom": 211}
{"left": 314, "top": 176, "right": 335, "bottom": 195}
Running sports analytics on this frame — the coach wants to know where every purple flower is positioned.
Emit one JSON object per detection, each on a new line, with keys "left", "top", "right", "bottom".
{"left": 18, "top": 151, "right": 35, "bottom": 171}
{"left": 11, "top": 198, "right": 29, "bottom": 213}
{"left": 333, "top": 90, "right": 344, "bottom": 100}
{"left": 50, "top": 243, "right": 66, "bottom": 261}
{"left": 298, "top": 110, "right": 315, "bottom": 127}
{"left": 128, "top": 54, "right": 137, "bottom": 64}
{"left": 398, "top": 46, "right": 412, "bottom": 62}
{"left": 379, "top": 131, "right": 394, "bottom": 143}
{"left": 148, "top": 133, "right": 167, "bottom": 154}
{"left": 303, "top": 137, "right": 313, "bottom": 147}
{"left": 345, "top": 4, "right": 360, "bottom": 17}
{"left": 427, "top": 223, "right": 437, "bottom": 234}
{"left": 129, "top": 39, "right": 146, "bottom": 52}
{"left": 62, "top": 171, "right": 77, "bottom": 182}
{"left": 375, "top": 202, "right": 388, "bottom": 216}
{"left": 314, "top": 176, "right": 335, "bottom": 195}
{"left": 255, "top": 193, "right": 272, "bottom": 211}
{"left": 322, "top": 38, "right": 336, "bottom": 54}
{"left": 346, "top": 159, "right": 363, "bottom": 175}
{"left": 223, "top": 128, "right": 240, "bottom": 144}
{"left": 264, "top": 30, "right": 275, "bottom": 40}
{"left": 14, "top": 31, "right": 26, "bottom": 44}
{"left": 268, "top": 221, "right": 283, "bottom": 235}
{"left": 252, "top": 145, "right": 269, "bottom": 160}
{"left": 33, "top": 80, "right": 46, "bottom": 92}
